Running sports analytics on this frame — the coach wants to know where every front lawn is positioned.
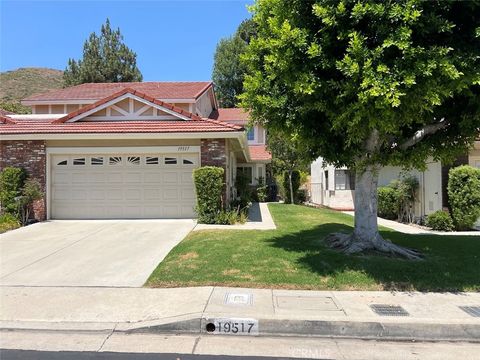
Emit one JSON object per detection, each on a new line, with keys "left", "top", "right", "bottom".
{"left": 146, "top": 204, "right": 480, "bottom": 291}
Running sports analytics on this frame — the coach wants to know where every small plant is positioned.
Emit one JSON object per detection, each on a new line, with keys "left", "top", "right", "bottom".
{"left": 17, "top": 179, "right": 43, "bottom": 226}
{"left": 193, "top": 166, "right": 224, "bottom": 224}
{"left": 0, "top": 167, "right": 27, "bottom": 215}
{"left": 448, "top": 165, "right": 480, "bottom": 230}
{"left": 215, "top": 209, "right": 239, "bottom": 225}
{"left": 378, "top": 187, "right": 398, "bottom": 220}
{"left": 426, "top": 210, "right": 454, "bottom": 232}
{"left": 255, "top": 176, "right": 268, "bottom": 202}
{"left": 0, "top": 213, "right": 21, "bottom": 233}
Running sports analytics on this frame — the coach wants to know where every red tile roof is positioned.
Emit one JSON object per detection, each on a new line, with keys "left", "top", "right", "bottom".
{"left": 53, "top": 88, "right": 203, "bottom": 124}
{"left": 0, "top": 115, "right": 15, "bottom": 124}
{"left": 248, "top": 145, "right": 271, "bottom": 161}
{"left": 0, "top": 119, "right": 242, "bottom": 135}
{"left": 24, "top": 82, "right": 212, "bottom": 102}
{"left": 209, "top": 108, "right": 249, "bottom": 124}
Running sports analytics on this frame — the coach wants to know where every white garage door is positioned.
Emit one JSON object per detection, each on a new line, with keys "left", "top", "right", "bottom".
{"left": 50, "top": 152, "right": 199, "bottom": 219}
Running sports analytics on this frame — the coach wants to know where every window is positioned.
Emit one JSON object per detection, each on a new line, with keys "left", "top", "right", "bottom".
{"left": 146, "top": 157, "right": 159, "bottom": 165}
{"left": 183, "top": 159, "right": 194, "bottom": 165}
{"left": 237, "top": 166, "right": 253, "bottom": 184}
{"left": 182, "top": 155, "right": 196, "bottom": 165}
{"left": 247, "top": 128, "right": 255, "bottom": 141}
{"left": 91, "top": 157, "right": 104, "bottom": 165}
{"left": 109, "top": 156, "right": 122, "bottom": 165}
{"left": 325, "top": 171, "right": 329, "bottom": 190}
{"left": 73, "top": 158, "right": 86, "bottom": 165}
{"left": 57, "top": 160, "right": 68, "bottom": 166}
{"left": 127, "top": 156, "right": 140, "bottom": 165}
{"left": 335, "top": 170, "right": 355, "bottom": 190}
{"left": 165, "top": 157, "right": 177, "bottom": 165}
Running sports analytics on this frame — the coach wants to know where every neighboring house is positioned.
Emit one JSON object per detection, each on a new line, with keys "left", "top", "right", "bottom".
{"left": 0, "top": 82, "right": 271, "bottom": 220}
{"left": 310, "top": 141, "right": 480, "bottom": 220}
{"left": 0, "top": 108, "right": 15, "bottom": 116}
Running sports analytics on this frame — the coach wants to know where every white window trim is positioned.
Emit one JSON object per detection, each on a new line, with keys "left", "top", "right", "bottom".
{"left": 237, "top": 163, "right": 255, "bottom": 185}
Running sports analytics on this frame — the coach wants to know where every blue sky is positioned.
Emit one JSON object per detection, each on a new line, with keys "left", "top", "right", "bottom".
{"left": 0, "top": 0, "right": 253, "bottom": 81}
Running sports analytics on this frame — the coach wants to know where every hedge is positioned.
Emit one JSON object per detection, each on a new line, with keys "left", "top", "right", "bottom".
{"left": 193, "top": 166, "right": 224, "bottom": 224}
{"left": 0, "top": 167, "right": 27, "bottom": 215}
{"left": 377, "top": 186, "right": 398, "bottom": 220}
{"left": 426, "top": 210, "right": 454, "bottom": 232}
{"left": 447, "top": 165, "right": 480, "bottom": 230}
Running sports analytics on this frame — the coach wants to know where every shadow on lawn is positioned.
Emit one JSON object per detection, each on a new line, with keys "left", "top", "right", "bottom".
{"left": 266, "top": 223, "right": 480, "bottom": 292}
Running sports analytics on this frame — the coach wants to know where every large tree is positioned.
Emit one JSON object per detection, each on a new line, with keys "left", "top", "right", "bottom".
{"left": 212, "top": 19, "right": 256, "bottom": 107}
{"left": 241, "top": 0, "right": 480, "bottom": 259}
{"left": 64, "top": 19, "right": 142, "bottom": 86}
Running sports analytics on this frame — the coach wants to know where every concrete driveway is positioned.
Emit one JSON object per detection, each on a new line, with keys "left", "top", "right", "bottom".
{"left": 0, "top": 220, "right": 195, "bottom": 287}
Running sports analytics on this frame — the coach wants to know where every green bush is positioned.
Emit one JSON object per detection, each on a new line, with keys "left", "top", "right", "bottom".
{"left": 283, "top": 170, "right": 301, "bottom": 204}
{"left": 0, "top": 167, "right": 27, "bottom": 215}
{"left": 193, "top": 166, "right": 224, "bottom": 224}
{"left": 426, "top": 210, "right": 454, "bottom": 232}
{"left": 235, "top": 171, "right": 252, "bottom": 207}
{"left": 215, "top": 209, "right": 239, "bottom": 225}
{"left": 0, "top": 213, "right": 21, "bottom": 233}
{"left": 18, "top": 179, "right": 43, "bottom": 225}
{"left": 448, "top": 165, "right": 480, "bottom": 230}
{"left": 255, "top": 176, "right": 268, "bottom": 202}
{"left": 378, "top": 187, "right": 398, "bottom": 220}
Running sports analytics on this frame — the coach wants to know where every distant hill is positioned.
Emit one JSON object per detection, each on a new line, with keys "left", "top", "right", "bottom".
{"left": 0, "top": 67, "right": 64, "bottom": 113}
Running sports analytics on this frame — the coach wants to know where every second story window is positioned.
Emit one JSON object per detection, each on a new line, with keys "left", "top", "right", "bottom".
{"left": 247, "top": 128, "right": 255, "bottom": 141}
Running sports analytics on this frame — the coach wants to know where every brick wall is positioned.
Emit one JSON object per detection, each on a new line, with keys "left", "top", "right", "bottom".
{"left": 0, "top": 140, "right": 47, "bottom": 221}
{"left": 200, "top": 139, "right": 226, "bottom": 168}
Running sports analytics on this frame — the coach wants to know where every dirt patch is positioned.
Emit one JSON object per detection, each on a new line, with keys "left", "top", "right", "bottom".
{"left": 223, "top": 269, "right": 241, "bottom": 275}
{"left": 178, "top": 252, "right": 199, "bottom": 261}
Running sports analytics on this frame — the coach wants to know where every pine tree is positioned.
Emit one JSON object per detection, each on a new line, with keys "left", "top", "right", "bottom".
{"left": 64, "top": 19, "right": 142, "bottom": 86}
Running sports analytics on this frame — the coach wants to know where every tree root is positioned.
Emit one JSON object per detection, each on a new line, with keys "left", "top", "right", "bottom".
{"left": 325, "top": 232, "right": 423, "bottom": 260}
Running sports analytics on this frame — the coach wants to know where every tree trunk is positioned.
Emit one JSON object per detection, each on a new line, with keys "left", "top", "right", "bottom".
{"left": 325, "top": 165, "right": 422, "bottom": 260}
{"left": 288, "top": 170, "right": 294, "bottom": 204}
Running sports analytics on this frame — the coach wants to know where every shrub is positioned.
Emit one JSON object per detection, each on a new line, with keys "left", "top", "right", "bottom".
{"left": 255, "top": 176, "right": 268, "bottom": 202}
{"left": 448, "top": 165, "right": 480, "bottom": 230}
{"left": 390, "top": 176, "right": 419, "bottom": 223}
{"left": 235, "top": 171, "right": 252, "bottom": 207}
{"left": 283, "top": 170, "right": 301, "bottom": 204}
{"left": 17, "top": 179, "right": 43, "bottom": 225}
{"left": 193, "top": 166, "right": 224, "bottom": 224}
{"left": 0, "top": 167, "right": 27, "bottom": 215}
{"left": 378, "top": 187, "right": 398, "bottom": 220}
{"left": 215, "top": 209, "right": 239, "bottom": 225}
{"left": 0, "top": 213, "right": 21, "bottom": 233}
{"left": 426, "top": 210, "right": 454, "bottom": 232}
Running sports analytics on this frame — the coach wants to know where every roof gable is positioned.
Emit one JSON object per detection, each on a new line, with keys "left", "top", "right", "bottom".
{"left": 53, "top": 88, "right": 203, "bottom": 124}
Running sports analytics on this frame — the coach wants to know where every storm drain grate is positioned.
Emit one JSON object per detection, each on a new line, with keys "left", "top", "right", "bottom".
{"left": 459, "top": 306, "right": 480, "bottom": 318}
{"left": 370, "top": 304, "right": 409, "bottom": 317}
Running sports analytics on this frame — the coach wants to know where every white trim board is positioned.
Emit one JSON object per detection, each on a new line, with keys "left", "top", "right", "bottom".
{"left": 46, "top": 146, "right": 200, "bottom": 155}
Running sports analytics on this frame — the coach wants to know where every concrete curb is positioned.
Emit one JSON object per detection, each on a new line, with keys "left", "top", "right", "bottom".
{"left": 124, "top": 317, "right": 480, "bottom": 342}
{"left": 2, "top": 317, "right": 480, "bottom": 342}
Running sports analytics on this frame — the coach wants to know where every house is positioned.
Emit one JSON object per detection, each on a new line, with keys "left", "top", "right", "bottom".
{"left": 0, "top": 82, "right": 271, "bottom": 220}
{"left": 310, "top": 142, "right": 480, "bottom": 220}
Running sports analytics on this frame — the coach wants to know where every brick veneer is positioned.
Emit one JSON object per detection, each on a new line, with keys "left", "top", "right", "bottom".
{"left": 0, "top": 140, "right": 46, "bottom": 221}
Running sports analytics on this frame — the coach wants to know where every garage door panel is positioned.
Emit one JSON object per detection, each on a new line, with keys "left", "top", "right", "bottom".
{"left": 51, "top": 152, "right": 198, "bottom": 219}
{"left": 125, "top": 189, "right": 142, "bottom": 200}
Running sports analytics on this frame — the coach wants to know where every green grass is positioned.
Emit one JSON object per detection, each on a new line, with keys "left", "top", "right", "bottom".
{"left": 146, "top": 204, "right": 480, "bottom": 291}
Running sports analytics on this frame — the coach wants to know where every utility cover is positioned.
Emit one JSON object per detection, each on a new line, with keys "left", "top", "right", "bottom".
{"left": 370, "top": 304, "right": 410, "bottom": 317}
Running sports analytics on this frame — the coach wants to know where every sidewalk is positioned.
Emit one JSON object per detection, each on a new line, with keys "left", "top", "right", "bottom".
{"left": 1, "top": 286, "right": 479, "bottom": 342}
{"left": 342, "top": 211, "right": 480, "bottom": 236}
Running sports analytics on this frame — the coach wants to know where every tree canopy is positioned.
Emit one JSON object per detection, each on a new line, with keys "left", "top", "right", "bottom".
{"left": 241, "top": 0, "right": 480, "bottom": 170}
{"left": 212, "top": 19, "right": 256, "bottom": 107}
{"left": 64, "top": 19, "right": 142, "bottom": 86}
{"left": 241, "top": 0, "right": 480, "bottom": 258}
